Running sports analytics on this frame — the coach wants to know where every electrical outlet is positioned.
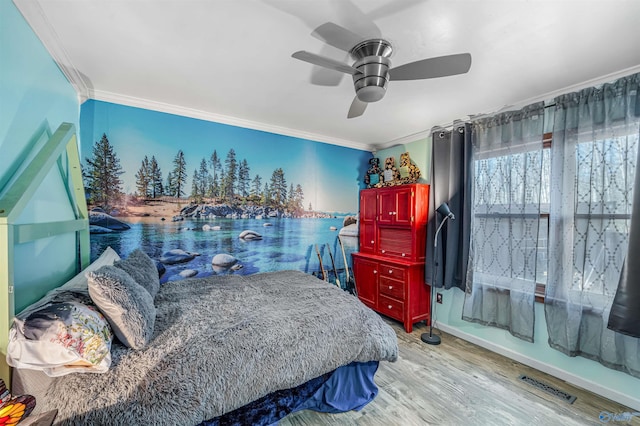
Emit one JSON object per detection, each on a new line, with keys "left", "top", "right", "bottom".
{"left": 436, "top": 293, "right": 443, "bottom": 304}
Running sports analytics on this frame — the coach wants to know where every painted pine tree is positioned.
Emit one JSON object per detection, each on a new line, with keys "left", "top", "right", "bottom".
{"left": 135, "top": 155, "right": 150, "bottom": 197}
{"left": 149, "top": 156, "right": 163, "bottom": 198}
{"left": 170, "top": 150, "right": 187, "bottom": 198}
{"left": 85, "top": 133, "right": 123, "bottom": 209}
{"left": 223, "top": 149, "right": 237, "bottom": 203}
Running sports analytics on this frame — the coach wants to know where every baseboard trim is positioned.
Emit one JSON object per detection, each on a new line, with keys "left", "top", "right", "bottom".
{"left": 437, "top": 323, "right": 640, "bottom": 411}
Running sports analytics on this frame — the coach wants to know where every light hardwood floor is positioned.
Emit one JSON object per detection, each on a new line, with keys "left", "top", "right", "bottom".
{"left": 281, "top": 319, "right": 640, "bottom": 426}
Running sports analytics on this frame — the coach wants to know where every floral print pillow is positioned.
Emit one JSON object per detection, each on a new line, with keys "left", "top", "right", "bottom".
{"left": 7, "top": 292, "right": 113, "bottom": 377}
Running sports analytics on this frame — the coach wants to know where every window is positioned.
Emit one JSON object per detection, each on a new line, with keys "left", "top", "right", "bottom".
{"left": 567, "top": 133, "right": 637, "bottom": 300}
{"left": 472, "top": 137, "right": 546, "bottom": 293}
{"left": 537, "top": 131, "right": 637, "bottom": 303}
{"left": 472, "top": 132, "right": 550, "bottom": 302}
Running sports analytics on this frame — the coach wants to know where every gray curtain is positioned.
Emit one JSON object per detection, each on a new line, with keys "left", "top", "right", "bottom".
{"left": 425, "top": 122, "right": 472, "bottom": 290}
{"left": 462, "top": 102, "right": 546, "bottom": 343}
{"left": 608, "top": 144, "right": 640, "bottom": 336}
{"left": 545, "top": 73, "right": 640, "bottom": 377}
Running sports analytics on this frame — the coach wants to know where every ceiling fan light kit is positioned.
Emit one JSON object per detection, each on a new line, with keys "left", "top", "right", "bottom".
{"left": 353, "top": 58, "right": 390, "bottom": 102}
{"left": 292, "top": 22, "right": 472, "bottom": 118}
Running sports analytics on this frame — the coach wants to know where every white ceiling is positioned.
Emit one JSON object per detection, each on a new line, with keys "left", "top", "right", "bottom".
{"left": 15, "top": 0, "right": 640, "bottom": 151}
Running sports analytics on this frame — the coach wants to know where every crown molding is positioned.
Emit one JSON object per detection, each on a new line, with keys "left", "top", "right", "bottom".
{"left": 14, "top": 0, "right": 90, "bottom": 102}
{"left": 373, "top": 129, "right": 432, "bottom": 151}
{"left": 89, "top": 90, "right": 376, "bottom": 151}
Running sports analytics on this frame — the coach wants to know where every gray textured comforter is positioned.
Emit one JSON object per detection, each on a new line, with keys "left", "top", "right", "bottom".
{"left": 34, "top": 270, "right": 398, "bottom": 425}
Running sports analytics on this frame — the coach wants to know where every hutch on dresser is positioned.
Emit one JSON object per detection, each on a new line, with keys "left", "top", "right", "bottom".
{"left": 352, "top": 183, "right": 431, "bottom": 332}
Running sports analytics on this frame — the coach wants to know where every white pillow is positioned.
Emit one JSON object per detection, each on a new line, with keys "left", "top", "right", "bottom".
{"left": 7, "top": 293, "right": 113, "bottom": 377}
{"left": 6, "top": 247, "right": 120, "bottom": 377}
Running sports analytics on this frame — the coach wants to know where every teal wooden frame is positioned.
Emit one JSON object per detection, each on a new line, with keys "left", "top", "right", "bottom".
{"left": 0, "top": 122, "right": 89, "bottom": 385}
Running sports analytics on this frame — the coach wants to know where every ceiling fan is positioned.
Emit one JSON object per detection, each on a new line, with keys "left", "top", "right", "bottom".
{"left": 292, "top": 22, "right": 472, "bottom": 119}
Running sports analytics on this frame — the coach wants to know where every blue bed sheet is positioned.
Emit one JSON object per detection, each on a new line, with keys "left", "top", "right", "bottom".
{"left": 293, "top": 360, "right": 379, "bottom": 414}
{"left": 201, "top": 361, "right": 380, "bottom": 426}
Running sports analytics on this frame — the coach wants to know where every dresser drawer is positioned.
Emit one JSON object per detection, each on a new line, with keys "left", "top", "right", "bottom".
{"left": 379, "top": 263, "right": 406, "bottom": 281}
{"left": 378, "top": 295, "right": 404, "bottom": 321}
{"left": 379, "top": 276, "right": 405, "bottom": 300}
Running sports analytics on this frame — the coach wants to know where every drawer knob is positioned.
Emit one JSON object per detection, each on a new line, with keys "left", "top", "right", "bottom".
{"left": 371, "top": 240, "right": 375, "bottom": 244}
{"left": 388, "top": 305, "right": 393, "bottom": 309}
{"left": 389, "top": 269, "right": 393, "bottom": 274}
{"left": 388, "top": 212, "right": 393, "bottom": 215}
{"left": 381, "top": 250, "right": 385, "bottom": 253}
{"left": 373, "top": 270, "right": 377, "bottom": 274}
{"left": 401, "top": 253, "right": 406, "bottom": 257}
{"left": 388, "top": 286, "right": 393, "bottom": 290}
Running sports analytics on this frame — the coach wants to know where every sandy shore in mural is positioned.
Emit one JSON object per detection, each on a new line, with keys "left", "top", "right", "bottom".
{"left": 113, "top": 199, "right": 185, "bottom": 218}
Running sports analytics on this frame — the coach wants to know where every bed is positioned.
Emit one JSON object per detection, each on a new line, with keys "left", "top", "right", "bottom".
{"left": 2, "top": 123, "right": 397, "bottom": 424}
{"left": 7, "top": 248, "right": 398, "bottom": 425}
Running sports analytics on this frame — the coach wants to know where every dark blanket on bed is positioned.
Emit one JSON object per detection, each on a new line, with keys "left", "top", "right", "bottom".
{"left": 34, "top": 270, "right": 397, "bottom": 425}
{"left": 202, "top": 360, "right": 380, "bottom": 426}
{"left": 201, "top": 369, "right": 333, "bottom": 426}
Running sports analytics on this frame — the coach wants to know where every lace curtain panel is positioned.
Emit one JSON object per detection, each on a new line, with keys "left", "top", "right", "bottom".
{"left": 545, "top": 73, "right": 640, "bottom": 377}
{"left": 462, "top": 102, "right": 546, "bottom": 343}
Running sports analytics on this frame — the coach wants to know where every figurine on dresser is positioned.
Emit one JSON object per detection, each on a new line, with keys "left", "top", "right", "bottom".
{"left": 383, "top": 156, "right": 400, "bottom": 186}
{"left": 364, "top": 157, "right": 382, "bottom": 188}
{"left": 398, "top": 152, "right": 421, "bottom": 184}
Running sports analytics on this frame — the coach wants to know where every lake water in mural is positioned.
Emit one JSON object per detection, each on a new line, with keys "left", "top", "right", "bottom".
{"left": 90, "top": 217, "right": 359, "bottom": 285}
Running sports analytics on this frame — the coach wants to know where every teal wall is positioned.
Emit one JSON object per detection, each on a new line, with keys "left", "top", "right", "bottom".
{"left": 374, "top": 138, "right": 430, "bottom": 185}
{"left": 1, "top": 0, "right": 80, "bottom": 312}
{"left": 377, "top": 136, "right": 640, "bottom": 410}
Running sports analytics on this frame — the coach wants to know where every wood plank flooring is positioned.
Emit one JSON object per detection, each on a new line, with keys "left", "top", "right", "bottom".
{"left": 280, "top": 319, "right": 640, "bottom": 426}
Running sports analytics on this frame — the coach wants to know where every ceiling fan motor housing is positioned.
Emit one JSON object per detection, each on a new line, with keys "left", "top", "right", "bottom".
{"left": 351, "top": 40, "right": 393, "bottom": 103}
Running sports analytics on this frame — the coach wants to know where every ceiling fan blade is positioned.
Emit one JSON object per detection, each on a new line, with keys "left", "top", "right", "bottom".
{"left": 310, "top": 46, "right": 348, "bottom": 86}
{"left": 311, "top": 22, "right": 365, "bottom": 52}
{"left": 389, "top": 53, "right": 472, "bottom": 81}
{"left": 292, "top": 51, "right": 360, "bottom": 75}
{"left": 311, "top": 64, "right": 346, "bottom": 86}
{"left": 348, "top": 96, "right": 367, "bottom": 119}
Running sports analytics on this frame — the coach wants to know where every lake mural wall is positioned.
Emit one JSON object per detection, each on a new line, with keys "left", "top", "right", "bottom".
{"left": 80, "top": 100, "right": 370, "bottom": 285}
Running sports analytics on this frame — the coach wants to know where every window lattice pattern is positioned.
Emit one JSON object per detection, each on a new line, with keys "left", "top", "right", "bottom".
{"left": 473, "top": 150, "right": 543, "bottom": 283}
{"left": 572, "top": 136, "right": 638, "bottom": 296}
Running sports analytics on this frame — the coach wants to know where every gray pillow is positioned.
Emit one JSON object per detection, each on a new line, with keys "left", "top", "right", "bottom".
{"left": 114, "top": 249, "right": 160, "bottom": 298}
{"left": 88, "top": 265, "right": 156, "bottom": 349}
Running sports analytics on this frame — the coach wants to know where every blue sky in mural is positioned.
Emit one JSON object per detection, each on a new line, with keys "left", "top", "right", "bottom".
{"left": 80, "top": 100, "right": 369, "bottom": 213}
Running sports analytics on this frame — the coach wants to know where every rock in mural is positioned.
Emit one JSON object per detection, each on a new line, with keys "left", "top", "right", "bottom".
{"left": 211, "top": 253, "right": 238, "bottom": 267}
{"left": 179, "top": 269, "right": 198, "bottom": 278}
{"left": 160, "top": 249, "right": 197, "bottom": 265}
{"left": 89, "top": 212, "right": 131, "bottom": 231}
{"left": 89, "top": 225, "right": 113, "bottom": 234}
{"left": 239, "top": 230, "right": 262, "bottom": 240}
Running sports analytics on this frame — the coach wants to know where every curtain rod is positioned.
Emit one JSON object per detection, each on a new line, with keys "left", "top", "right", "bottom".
{"left": 382, "top": 66, "right": 639, "bottom": 148}
{"left": 442, "top": 67, "right": 639, "bottom": 130}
